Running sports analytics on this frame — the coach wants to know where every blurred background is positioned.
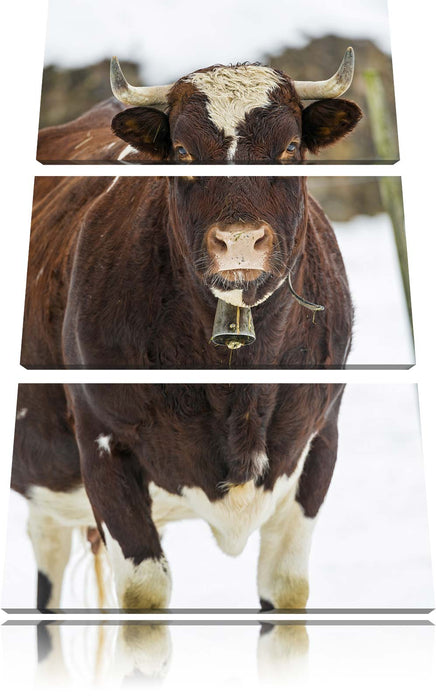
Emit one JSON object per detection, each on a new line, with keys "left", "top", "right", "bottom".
{"left": 309, "top": 176, "right": 414, "bottom": 368}
{"left": 39, "top": 0, "right": 399, "bottom": 164}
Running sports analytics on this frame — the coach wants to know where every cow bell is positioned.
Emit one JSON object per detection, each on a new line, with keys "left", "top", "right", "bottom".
{"left": 211, "top": 299, "right": 256, "bottom": 350}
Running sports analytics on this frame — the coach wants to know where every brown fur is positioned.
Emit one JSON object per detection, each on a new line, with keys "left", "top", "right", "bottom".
{"left": 21, "top": 176, "right": 352, "bottom": 370}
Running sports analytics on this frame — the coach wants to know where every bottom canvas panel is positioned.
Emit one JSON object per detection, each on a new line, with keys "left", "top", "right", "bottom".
{"left": 1, "top": 622, "right": 433, "bottom": 690}
{"left": 3, "top": 384, "right": 433, "bottom": 612}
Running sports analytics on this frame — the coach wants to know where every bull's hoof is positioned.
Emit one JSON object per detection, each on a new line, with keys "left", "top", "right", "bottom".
{"left": 120, "top": 557, "right": 171, "bottom": 611}
{"left": 259, "top": 577, "right": 309, "bottom": 611}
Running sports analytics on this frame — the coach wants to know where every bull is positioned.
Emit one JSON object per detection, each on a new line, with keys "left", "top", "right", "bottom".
{"left": 37, "top": 48, "right": 361, "bottom": 163}
{"left": 14, "top": 168, "right": 353, "bottom": 609}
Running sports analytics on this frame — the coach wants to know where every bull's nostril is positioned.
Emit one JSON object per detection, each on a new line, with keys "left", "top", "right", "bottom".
{"left": 216, "top": 237, "right": 227, "bottom": 250}
{"left": 254, "top": 233, "right": 267, "bottom": 250}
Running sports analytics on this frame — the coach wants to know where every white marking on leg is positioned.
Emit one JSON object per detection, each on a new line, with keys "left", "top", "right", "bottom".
{"left": 27, "top": 502, "right": 73, "bottom": 608}
{"left": 96, "top": 433, "right": 112, "bottom": 456}
{"left": 257, "top": 435, "right": 317, "bottom": 608}
{"left": 102, "top": 525, "right": 171, "bottom": 609}
{"left": 188, "top": 66, "right": 283, "bottom": 161}
{"left": 16, "top": 407, "right": 28, "bottom": 420}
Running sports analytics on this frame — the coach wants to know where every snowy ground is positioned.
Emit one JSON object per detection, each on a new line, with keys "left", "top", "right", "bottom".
{"left": 45, "top": 0, "right": 391, "bottom": 82}
{"left": 331, "top": 213, "right": 414, "bottom": 367}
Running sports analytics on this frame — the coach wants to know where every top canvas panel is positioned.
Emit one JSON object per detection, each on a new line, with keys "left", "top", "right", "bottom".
{"left": 37, "top": 0, "right": 398, "bottom": 164}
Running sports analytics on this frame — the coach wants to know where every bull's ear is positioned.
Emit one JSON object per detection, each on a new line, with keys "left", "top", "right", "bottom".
{"left": 111, "top": 107, "right": 171, "bottom": 159}
{"left": 302, "top": 99, "right": 362, "bottom": 153}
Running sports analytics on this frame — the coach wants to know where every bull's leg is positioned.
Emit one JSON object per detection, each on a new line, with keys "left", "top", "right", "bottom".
{"left": 257, "top": 487, "right": 316, "bottom": 610}
{"left": 257, "top": 406, "right": 341, "bottom": 610}
{"left": 74, "top": 412, "right": 171, "bottom": 610}
{"left": 27, "top": 503, "right": 73, "bottom": 611}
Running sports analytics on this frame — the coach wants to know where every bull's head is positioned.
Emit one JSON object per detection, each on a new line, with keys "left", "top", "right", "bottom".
{"left": 110, "top": 49, "right": 362, "bottom": 163}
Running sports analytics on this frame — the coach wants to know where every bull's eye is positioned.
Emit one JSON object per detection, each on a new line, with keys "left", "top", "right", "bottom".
{"left": 174, "top": 144, "right": 194, "bottom": 162}
{"left": 286, "top": 143, "right": 297, "bottom": 153}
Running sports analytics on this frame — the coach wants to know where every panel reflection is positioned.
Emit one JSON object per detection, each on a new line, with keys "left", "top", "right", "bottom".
{"left": 2, "top": 622, "right": 433, "bottom": 689}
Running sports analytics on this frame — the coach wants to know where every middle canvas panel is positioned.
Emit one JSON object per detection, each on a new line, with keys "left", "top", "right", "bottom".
{"left": 22, "top": 175, "right": 413, "bottom": 369}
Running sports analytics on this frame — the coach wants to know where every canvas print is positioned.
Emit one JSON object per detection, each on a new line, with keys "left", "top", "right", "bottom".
{"left": 2, "top": 621, "right": 434, "bottom": 687}
{"left": 3, "top": 383, "right": 433, "bottom": 612}
{"left": 21, "top": 175, "right": 414, "bottom": 369}
{"left": 36, "top": 0, "right": 398, "bottom": 163}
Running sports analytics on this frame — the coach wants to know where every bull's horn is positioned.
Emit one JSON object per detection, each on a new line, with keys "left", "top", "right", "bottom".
{"left": 293, "top": 47, "right": 355, "bottom": 100}
{"left": 110, "top": 56, "right": 173, "bottom": 107}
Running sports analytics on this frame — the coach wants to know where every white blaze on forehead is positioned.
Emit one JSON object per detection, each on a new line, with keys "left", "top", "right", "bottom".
{"left": 188, "top": 66, "right": 283, "bottom": 161}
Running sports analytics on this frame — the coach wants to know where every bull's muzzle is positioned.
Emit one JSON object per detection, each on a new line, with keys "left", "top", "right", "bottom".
{"left": 206, "top": 222, "right": 274, "bottom": 281}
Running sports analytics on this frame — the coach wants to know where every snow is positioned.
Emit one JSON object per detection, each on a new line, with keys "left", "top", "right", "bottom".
{"left": 44, "top": 0, "right": 391, "bottom": 82}
{"left": 335, "top": 213, "right": 415, "bottom": 367}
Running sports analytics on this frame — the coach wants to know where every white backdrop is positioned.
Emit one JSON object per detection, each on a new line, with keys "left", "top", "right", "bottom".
{"left": 1, "top": 0, "right": 436, "bottom": 698}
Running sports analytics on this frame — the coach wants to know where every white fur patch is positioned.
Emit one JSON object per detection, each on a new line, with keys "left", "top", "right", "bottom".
{"left": 188, "top": 65, "right": 282, "bottom": 161}
{"left": 175, "top": 434, "right": 315, "bottom": 556}
{"left": 16, "top": 407, "right": 28, "bottom": 420}
{"left": 102, "top": 525, "right": 171, "bottom": 609}
{"left": 251, "top": 450, "right": 269, "bottom": 478}
{"left": 211, "top": 276, "right": 286, "bottom": 308}
{"left": 211, "top": 288, "right": 244, "bottom": 306}
{"left": 27, "top": 502, "right": 74, "bottom": 608}
{"left": 257, "top": 435, "right": 318, "bottom": 607}
{"left": 117, "top": 144, "right": 139, "bottom": 161}
{"left": 29, "top": 485, "right": 95, "bottom": 527}
{"left": 149, "top": 483, "right": 197, "bottom": 532}
{"left": 96, "top": 434, "right": 112, "bottom": 456}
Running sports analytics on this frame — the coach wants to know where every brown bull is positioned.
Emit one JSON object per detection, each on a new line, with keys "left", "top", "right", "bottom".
{"left": 13, "top": 173, "right": 352, "bottom": 610}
